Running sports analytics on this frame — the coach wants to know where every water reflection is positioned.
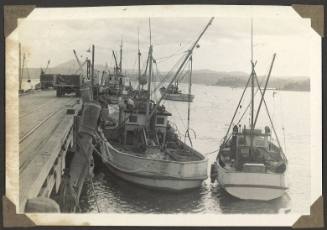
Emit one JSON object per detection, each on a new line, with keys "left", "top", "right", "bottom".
{"left": 81, "top": 165, "right": 208, "bottom": 213}
{"left": 80, "top": 161, "right": 290, "bottom": 214}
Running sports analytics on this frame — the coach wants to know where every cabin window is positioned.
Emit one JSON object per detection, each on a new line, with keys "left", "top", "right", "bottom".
{"left": 239, "top": 147, "right": 250, "bottom": 158}
{"left": 238, "top": 136, "right": 246, "bottom": 145}
{"left": 254, "top": 138, "right": 266, "bottom": 147}
{"left": 129, "top": 115, "right": 137, "bottom": 123}
{"left": 156, "top": 117, "right": 165, "bottom": 125}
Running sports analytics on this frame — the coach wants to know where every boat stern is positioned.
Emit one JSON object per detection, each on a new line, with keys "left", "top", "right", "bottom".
{"left": 217, "top": 165, "right": 288, "bottom": 201}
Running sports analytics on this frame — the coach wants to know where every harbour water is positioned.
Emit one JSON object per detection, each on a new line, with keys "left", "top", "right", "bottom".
{"left": 79, "top": 83, "right": 311, "bottom": 214}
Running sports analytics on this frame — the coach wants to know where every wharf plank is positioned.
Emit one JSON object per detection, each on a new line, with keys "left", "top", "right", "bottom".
{"left": 19, "top": 90, "right": 76, "bottom": 140}
{"left": 19, "top": 90, "right": 82, "bottom": 211}
{"left": 19, "top": 102, "right": 82, "bottom": 211}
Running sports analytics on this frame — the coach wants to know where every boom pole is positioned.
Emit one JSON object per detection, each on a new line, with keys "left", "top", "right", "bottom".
{"left": 112, "top": 51, "right": 119, "bottom": 75}
{"left": 149, "top": 17, "right": 214, "bottom": 118}
{"left": 73, "top": 50, "right": 84, "bottom": 72}
{"left": 253, "top": 71, "right": 284, "bottom": 159}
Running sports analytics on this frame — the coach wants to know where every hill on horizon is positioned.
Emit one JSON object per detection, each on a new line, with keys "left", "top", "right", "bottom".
{"left": 25, "top": 59, "right": 310, "bottom": 91}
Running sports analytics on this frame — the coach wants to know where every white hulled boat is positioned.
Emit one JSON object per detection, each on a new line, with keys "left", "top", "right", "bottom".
{"left": 160, "top": 84, "right": 194, "bottom": 102}
{"left": 210, "top": 22, "right": 288, "bottom": 200}
{"left": 95, "top": 17, "right": 214, "bottom": 191}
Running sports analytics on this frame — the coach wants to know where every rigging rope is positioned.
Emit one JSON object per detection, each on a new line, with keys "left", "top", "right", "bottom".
{"left": 156, "top": 50, "right": 187, "bottom": 63}
{"left": 161, "top": 57, "right": 194, "bottom": 134}
{"left": 222, "top": 73, "right": 252, "bottom": 145}
{"left": 151, "top": 53, "right": 188, "bottom": 95}
{"left": 252, "top": 70, "right": 287, "bottom": 162}
{"left": 155, "top": 38, "right": 193, "bottom": 63}
{"left": 204, "top": 148, "right": 220, "bottom": 155}
{"left": 235, "top": 75, "right": 266, "bottom": 126}
{"left": 168, "top": 100, "right": 187, "bottom": 131}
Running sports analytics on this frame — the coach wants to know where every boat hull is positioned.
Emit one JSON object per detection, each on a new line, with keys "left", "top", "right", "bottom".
{"left": 215, "top": 162, "right": 287, "bottom": 201}
{"left": 103, "top": 161, "right": 204, "bottom": 191}
{"left": 160, "top": 91, "right": 194, "bottom": 102}
{"left": 97, "top": 136, "right": 208, "bottom": 191}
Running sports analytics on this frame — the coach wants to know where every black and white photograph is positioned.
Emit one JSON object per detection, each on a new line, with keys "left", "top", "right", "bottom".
{"left": 4, "top": 4, "right": 323, "bottom": 227}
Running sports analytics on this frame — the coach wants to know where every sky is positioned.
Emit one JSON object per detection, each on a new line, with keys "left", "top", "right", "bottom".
{"left": 16, "top": 5, "right": 316, "bottom": 78}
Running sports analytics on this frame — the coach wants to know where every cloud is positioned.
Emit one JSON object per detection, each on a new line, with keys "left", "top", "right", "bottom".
{"left": 17, "top": 12, "right": 313, "bottom": 77}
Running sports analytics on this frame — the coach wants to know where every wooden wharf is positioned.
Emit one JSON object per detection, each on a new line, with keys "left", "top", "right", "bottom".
{"left": 19, "top": 90, "right": 82, "bottom": 212}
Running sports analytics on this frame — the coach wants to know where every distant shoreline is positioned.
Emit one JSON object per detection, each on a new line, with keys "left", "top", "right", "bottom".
{"left": 24, "top": 66, "right": 310, "bottom": 92}
{"left": 212, "top": 84, "right": 310, "bottom": 92}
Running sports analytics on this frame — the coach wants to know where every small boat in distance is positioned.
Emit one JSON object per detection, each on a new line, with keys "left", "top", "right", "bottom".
{"left": 210, "top": 22, "right": 288, "bottom": 201}
{"left": 159, "top": 44, "right": 195, "bottom": 102}
{"left": 160, "top": 84, "right": 194, "bottom": 102}
{"left": 95, "top": 17, "right": 214, "bottom": 191}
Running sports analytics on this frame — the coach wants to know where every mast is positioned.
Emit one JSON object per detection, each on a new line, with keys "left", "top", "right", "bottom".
{"left": 249, "top": 19, "right": 255, "bottom": 160}
{"left": 150, "top": 17, "right": 214, "bottom": 118}
{"left": 86, "top": 58, "right": 89, "bottom": 79}
{"left": 146, "top": 18, "right": 153, "bottom": 123}
{"left": 119, "top": 39, "right": 123, "bottom": 74}
{"left": 138, "top": 28, "right": 141, "bottom": 91}
{"left": 21, "top": 53, "right": 26, "bottom": 89}
{"left": 185, "top": 56, "right": 193, "bottom": 146}
{"left": 91, "top": 44, "right": 95, "bottom": 88}
{"left": 44, "top": 60, "right": 50, "bottom": 74}
{"left": 187, "top": 57, "right": 192, "bottom": 127}
{"left": 250, "top": 19, "right": 254, "bottom": 131}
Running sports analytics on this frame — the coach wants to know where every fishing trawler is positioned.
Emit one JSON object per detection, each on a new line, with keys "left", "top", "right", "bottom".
{"left": 210, "top": 23, "right": 288, "bottom": 200}
{"left": 94, "top": 18, "right": 214, "bottom": 191}
{"left": 103, "top": 42, "right": 128, "bottom": 104}
{"left": 160, "top": 81, "right": 194, "bottom": 102}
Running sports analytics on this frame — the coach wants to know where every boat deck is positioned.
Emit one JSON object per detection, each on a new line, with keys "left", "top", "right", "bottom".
{"left": 110, "top": 141, "right": 202, "bottom": 162}
{"left": 111, "top": 143, "right": 172, "bottom": 160}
